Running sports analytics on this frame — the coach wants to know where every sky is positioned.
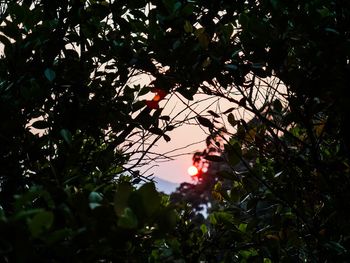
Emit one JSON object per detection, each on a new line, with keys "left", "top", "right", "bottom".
{"left": 132, "top": 75, "right": 285, "bottom": 184}
{"left": 136, "top": 92, "right": 237, "bottom": 183}
{"left": 1, "top": 38, "right": 283, "bottom": 185}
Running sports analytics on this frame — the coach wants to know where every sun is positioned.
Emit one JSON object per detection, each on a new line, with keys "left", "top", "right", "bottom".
{"left": 187, "top": 165, "right": 199, "bottom": 176}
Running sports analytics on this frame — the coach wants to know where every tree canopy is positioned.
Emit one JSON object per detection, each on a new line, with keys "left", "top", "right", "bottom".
{"left": 1, "top": 0, "right": 350, "bottom": 262}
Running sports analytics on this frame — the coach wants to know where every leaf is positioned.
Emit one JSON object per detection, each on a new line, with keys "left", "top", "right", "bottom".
{"left": 207, "top": 110, "right": 220, "bottom": 118}
{"left": 149, "top": 127, "right": 163, "bottom": 135}
{"left": 197, "top": 116, "right": 214, "bottom": 129}
{"left": 0, "top": 206, "right": 6, "bottom": 221}
{"left": 200, "top": 224, "right": 208, "bottom": 235}
{"left": 184, "top": 20, "right": 193, "bottom": 33}
{"left": 238, "top": 223, "right": 247, "bottom": 233}
{"left": 239, "top": 13, "right": 250, "bottom": 28}
{"left": 137, "top": 183, "right": 161, "bottom": 217}
{"left": 222, "top": 23, "right": 234, "bottom": 40}
{"left": 222, "top": 107, "right": 235, "bottom": 114}
{"left": 273, "top": 99, "right": 282, "bottom": 112}
{"left": 224, "top": 64, "right": 238, "bottom": 71}
{"left": 227, "top": 113, "right": 237, "bottom": 127}
{"left": 163, "top": 134, "right": 171, "bottom": 142}
{"left": 89, "top": 192, "right": 103, "bottom": 209}
{"left": 118, "top": 207, "right": 138, "bottom": 229}
{"left": 60, "top": 129, "right": 72, "bottom": 145}
{"left": 245, "top": 127, "right": 257, "bottom": 143}
{"left": 177, "top": 87, "right": 196, "bottom": 100}
{"left": 89, "top": 191, "right": 103, "bottom": 203}
{"left": 166, "top": 125, "right": 175, "bottom": 131}
{"left": 226, "top": 142, "right": 242, "bottom": 166}
{"left": 44, "top": 68, "right": 56, "bottom": 82}
{"left": 28, "top": 211, "right": 54, "bottom": 237}
{"left": 238, "top": 97, "right": 247, "bottom": 107}
{"left": 197, "top": 32, "right": 209, "bottom": 49}
{"left": 205, "top": 155, "right": 223, "bottom": 162}
{"left": 32, "top": 120, "right": 49, "bottom": 129}
{"left": 159, "top": 115, "right": 170, "bottom": 121}
{"left": 114, "top": 183, "right": 133, "bottom": 216}
{"left": 324, "top": 241, "right": 347, "bottom": 255}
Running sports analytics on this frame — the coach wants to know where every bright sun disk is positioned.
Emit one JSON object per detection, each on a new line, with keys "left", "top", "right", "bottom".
{"left": 187, "top": 165, "right": 199, "bottom": 176}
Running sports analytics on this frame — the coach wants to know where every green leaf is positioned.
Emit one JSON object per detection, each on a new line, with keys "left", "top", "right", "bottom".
{"left": 224, "top": 64, "right": 238, "bottom": 71}
{"left": 238, "top": 223, "right": 247, "bottom": 233}
{"left": 44, "top": 68, "right": 56, "bottom": 82}
{"left": 239, "top": 13, "right": 250, "bottom": 28}
{"left": 60, "top": 129, "right": 72, "bottom": 145}
{"left": 324, "top": 241, "right": 347, "bottom": 255}
{"left": 28, "top": 211, "right": 54, "bottom": 237}
{"left": 118, "top": 207, "right": 138, "bottom": 229}
{"left": 200, "top": 224, "right": 208, "bottom": 235}
{"left": 226, "top": 142, "right": 242, "bottom": 166}
{"left": 184, "top": 20, "right": 193, "bottom": 33}
{"left": 137, "top": 183, "right": 161, "bottom": 217}
{"left": 89, "top": 192, "right": 103, "bottom": 209}
{"left": 222, "top": 23, "right": 234, "bottom": 40}
{"left": 0, "top": 205, "right": 6, "bottom": 221}
{"left": 114, "top": 183, "right": 133, "bottom": 216}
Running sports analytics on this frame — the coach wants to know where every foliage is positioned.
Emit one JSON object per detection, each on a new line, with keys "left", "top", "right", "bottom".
{"left": 1, "top": 0, "right": 350, "bottom": 262}
{"left": 0, "top": 0, "right": 175, "bottom": 261}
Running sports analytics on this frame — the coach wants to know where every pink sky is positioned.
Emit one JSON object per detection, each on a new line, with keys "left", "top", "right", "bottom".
{"left": 139, "top": 93, "right": 236, "bottom": 183}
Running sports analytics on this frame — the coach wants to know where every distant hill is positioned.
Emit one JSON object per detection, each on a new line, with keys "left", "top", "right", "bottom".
{"left": 153, "top": 177, "right": 179, "bottom": 194}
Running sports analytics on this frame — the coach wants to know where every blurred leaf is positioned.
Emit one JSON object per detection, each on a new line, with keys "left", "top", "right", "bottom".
{"left": 226, "top": 142, "right": 241, "bottom": 166}
{"left": 137, "top": 183, "right": 161, "bottom": 217}
{"left": 44, "top": 68, "right": 56, "bottom": 82}
{"left": 60, "top": 129, "right": 72, "bottom": 145}
{"left": 324, "top": 241, "right": 347, "bottom": 255}
{"left": 118, "top": 207, "right": 138, "bottom": 229}
{"left": 184, "top": 20, "right": 193, "bottom": 33}
{"left": 89, "top": 191, "right": 103, "bottom": 210}
{"left": 28, "top": 211, "right": 54, "bottom": 237}
{"left": 205, "top": 155, "right": 223, "bottom": 162}
{"left": 273, "top": 99, "right": 282, "bottom": 112}
{"left": 114, "top": 183, "right": 133, "bottom": 216}
{"left": 200, "top": 224, "right": 207, "bottom": 235}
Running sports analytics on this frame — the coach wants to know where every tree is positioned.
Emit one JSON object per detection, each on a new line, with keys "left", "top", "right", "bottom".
{"left": 155, "top": 0, "right": 349, "bottom": 261}
{"left": 0, "top": 1, "right": 177, "bottom": 261}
